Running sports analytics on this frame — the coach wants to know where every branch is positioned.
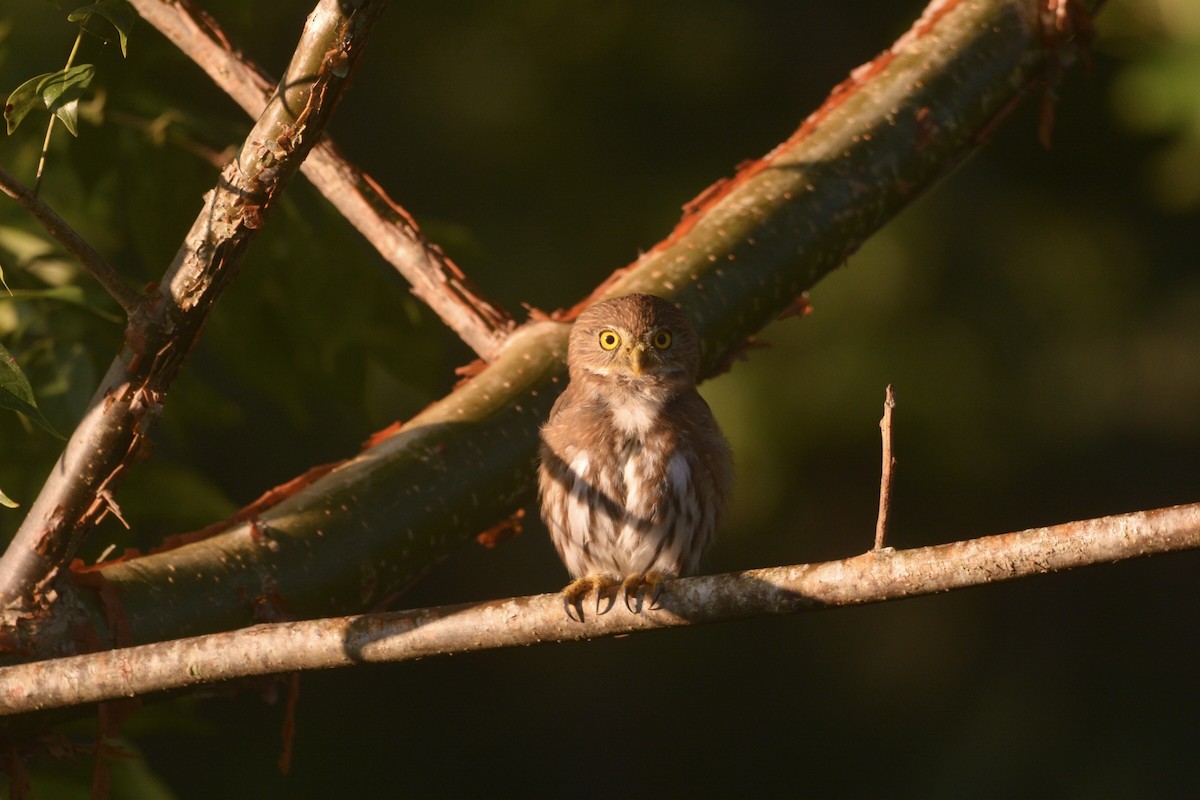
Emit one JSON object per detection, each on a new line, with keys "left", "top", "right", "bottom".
{"left": 127, "top": 0, "right": 515, "bottom": 359}
{"left": 0, "top": 163, "right": 142, "bottom": 315}
{"left": 875, "top": 385, "right": 897, "bottom": 550}
{"left": 0, "top": 0, "right": 387, "bottom": 615}
{"left": 1, "top": 502, "right": 1196, "bottom": 719}
{"left": 12, "top": 0, "right": 1099, "bottom": 652}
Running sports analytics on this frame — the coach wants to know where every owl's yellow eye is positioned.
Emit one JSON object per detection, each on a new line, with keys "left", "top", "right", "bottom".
{"left": 652, "top": 329, "right": 672, "bottom": 350}
{"left": 599, "top": 330, "right": 621, "bottom": 350}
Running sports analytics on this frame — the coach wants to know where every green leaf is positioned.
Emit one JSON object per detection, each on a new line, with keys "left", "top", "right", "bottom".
{"left": 4, "top": 72, "right": 56, "bottom": 134}
{"left": 3, "top": 65, "right": 96, "bottom": 136}
{"left": 0, "top": 341, "right": 63, "bottom": 438}
{"left": 53, "top": 98, "right": 81, "bottom": 136}
{"left": 40, "top": 64, "right": 95, "bottom": 137}
{"left": 0, "top": 486, "right": 17, "bottom": 509}
{"left": 69, "top": 0, "right": 136, "bottom": 58}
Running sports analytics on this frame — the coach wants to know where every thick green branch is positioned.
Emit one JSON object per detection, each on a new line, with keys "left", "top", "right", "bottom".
{"left": 87, "top": 322, "right": 566, "bottom": 645}
{"left": 595, "top": 0, "right": 1094, "bottom": 372}
{"left": 30, "top": 0, "right": 1098, "bottom": 653}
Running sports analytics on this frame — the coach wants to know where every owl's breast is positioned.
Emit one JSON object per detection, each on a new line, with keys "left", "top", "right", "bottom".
{"left": 538, "top": 383, "right": 727, "bottom": 579}
{"left": 606, "top": 390, "right": 665, "bottom": 439}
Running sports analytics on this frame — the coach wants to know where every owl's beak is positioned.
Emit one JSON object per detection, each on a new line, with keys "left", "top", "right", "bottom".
{"left": 619, "top": 340, "right": 648, "bottom": 374}
{"left": 626, "top": 342, "right": 647, "bottom": 376}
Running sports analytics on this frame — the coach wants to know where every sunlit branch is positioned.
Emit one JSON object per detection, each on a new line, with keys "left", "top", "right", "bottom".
{"left": 0, "top": 0, "right": 387, "bottom": 614}
{"left": 128, "top": 0, "right": 515, "bottom": 359}
{"left": 0, "top": 501, "right": 1195, "bottom": 718}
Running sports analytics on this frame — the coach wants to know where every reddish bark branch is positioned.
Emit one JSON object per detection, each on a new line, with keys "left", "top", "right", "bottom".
{"left": 1, "top": 501, "right": 1196, "bottom": 717}
{"left": 127, "top": 0, "right": 514, "bottom": 359}
{"left": 0, "top": 0, "right": 386, "bottom": 615}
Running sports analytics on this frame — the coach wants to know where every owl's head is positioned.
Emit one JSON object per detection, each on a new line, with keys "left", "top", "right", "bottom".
{"left": 567, "top": 294, "right": 701, "bottom": 387}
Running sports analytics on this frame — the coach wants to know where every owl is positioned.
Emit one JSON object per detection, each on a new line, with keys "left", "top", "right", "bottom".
{"left": 537, "top": 293, "right": 733, "bottom": 617}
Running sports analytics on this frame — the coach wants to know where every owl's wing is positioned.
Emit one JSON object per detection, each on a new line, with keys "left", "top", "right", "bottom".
{"left": 543, "top": 383, "right": 575, "bottom": 424}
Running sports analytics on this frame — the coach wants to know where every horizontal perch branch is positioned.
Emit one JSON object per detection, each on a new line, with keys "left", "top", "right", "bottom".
{"left": 1, "top": 501, "right": 1195, "bottom": 718}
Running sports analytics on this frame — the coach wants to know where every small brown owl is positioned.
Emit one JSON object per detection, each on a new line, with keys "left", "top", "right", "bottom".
{"left": 537, "top": 293, "right": 733, "bottom": 616}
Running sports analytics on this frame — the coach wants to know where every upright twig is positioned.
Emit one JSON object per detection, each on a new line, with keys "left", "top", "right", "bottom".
{"left": 1, "top": 501, "right": 1196, "bottom": 718}
{"left": 32, "top": 27, "right": 85, "bottom": 196}
{"left": 0, "top": 0, "right": 387, "bottom": 616}
{"left": 127, "top": 0, "right": 514, "bottom": 360}
{"left": 0, "top": 164, "right": 142, "bottom": 315}
{"left": 875, "top": 385, "right": 897, "bottom": 551}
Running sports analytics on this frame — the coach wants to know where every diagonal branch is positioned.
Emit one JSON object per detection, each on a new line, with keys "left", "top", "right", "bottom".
{"left": 1, "top": 501, "right": 1196, "bottom": 719}
{"left": 0, "top": 0, "right": 387, "bottom": 616}
{"left": 127, "top": 0, "right": 515, "bottom": 359}
{"left": 10, "top": 0, "right": 1102, "bottom": 655}
{"left": 0, "top": 163, "right": 143, "bottom": 315}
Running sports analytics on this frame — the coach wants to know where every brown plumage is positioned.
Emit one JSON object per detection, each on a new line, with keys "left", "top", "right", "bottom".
{"left": 537, "top": 293, "right": 733, "bottom": 615}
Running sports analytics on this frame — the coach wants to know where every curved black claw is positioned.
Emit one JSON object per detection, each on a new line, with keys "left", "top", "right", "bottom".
{"left": 621, "top": 571, "right": 665, "bottom": 614}
{"left": 561, "top": 575, "right": 616, "bottom": 622}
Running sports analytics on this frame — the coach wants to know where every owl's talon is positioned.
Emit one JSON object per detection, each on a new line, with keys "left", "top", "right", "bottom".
{"left": 561, "top": 575, "right": 615, "bottom": 622}
{"left": 596, "top": 585, "right": 617, "bottom": 616}
{"left": 563, "top": 594, "right": 583, "bottom": 623}
{"left": 646, "top": 572, "right": 665, "bottom": 609}
{"left": 620, "top": 571, "right": 666, "bottom": 614}
{"left": 621, "top": 575, "right": 642, "bottom": 613}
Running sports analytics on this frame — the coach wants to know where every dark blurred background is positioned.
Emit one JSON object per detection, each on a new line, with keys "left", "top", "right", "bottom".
{"left": 1, "top": 1, "right": 1198, "bottom": 797}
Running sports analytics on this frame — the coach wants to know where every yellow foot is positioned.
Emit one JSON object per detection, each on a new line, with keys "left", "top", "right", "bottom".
{"left": 621, "top": 570, "right": 667, "bottom": 613}
{"left": 562, "top": 574, "right": 617, "bottom": 622}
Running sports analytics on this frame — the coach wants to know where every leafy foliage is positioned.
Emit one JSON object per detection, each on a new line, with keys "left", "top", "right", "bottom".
{"left": 68, "top": 0, "right": 136, "bottom": 58}
{"left": 4, "top": 63, "right": 96, "bottom": 135}
{"left": 0, "top": 339, "right": 60, "bottom": 436}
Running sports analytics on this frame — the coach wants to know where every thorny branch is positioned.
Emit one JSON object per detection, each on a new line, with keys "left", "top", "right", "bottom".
{"left": 0, "top": 0, "right": 387, "bottom": 615}
{"left": 127, "top": 0, "right": 515, "bottom": 360}
{"left": 0, "top": 164, "right": 142, "bottom": 315}
{"left": 1, "top": 501, "right": 1196, "bottom": 717}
